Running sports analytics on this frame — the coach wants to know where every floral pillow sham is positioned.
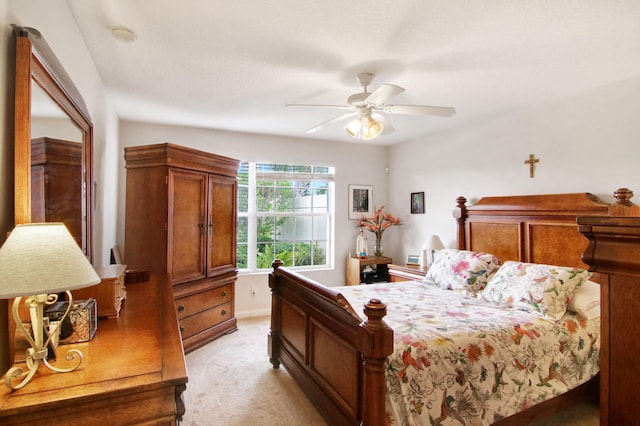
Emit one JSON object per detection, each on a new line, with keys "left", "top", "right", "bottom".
{"left": 480, "top": 261, "right": 591, "bottom": 321}
{"left": 423, "top": 249, "right": 500, "bottom": 295}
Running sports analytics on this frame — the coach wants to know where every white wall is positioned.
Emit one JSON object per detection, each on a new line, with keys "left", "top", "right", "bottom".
{"left": 388, "top": 74, "right": 640, "bottom": 263}
{"left": 6, "top": 0, "right": 120, "bottom": 267}
{"left": 118, "top": 121, "right": 391, "bottom": 316}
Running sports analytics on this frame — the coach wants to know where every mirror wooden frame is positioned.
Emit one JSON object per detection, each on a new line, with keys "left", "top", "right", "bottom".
{"left": 13, "top": 26, "right": 94, "bottom": 262}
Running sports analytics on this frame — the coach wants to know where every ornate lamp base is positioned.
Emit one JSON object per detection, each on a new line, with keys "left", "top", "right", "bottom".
{"left": 5, "top": 291, "right": 83, "bottom": 390}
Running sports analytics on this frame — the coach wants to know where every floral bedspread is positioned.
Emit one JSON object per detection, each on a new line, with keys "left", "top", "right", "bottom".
{"left": 338, "top": 281, "right": 600, "bottom": 426}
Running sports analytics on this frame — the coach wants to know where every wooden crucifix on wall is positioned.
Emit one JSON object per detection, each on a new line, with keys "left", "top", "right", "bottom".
{"left": 524, "top": 154, "right": 539, "bottom": 178}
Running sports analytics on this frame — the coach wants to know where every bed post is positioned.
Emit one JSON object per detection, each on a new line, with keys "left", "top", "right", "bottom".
{"left": 268, "top": 259, "right": 284, "bottom": 369}
{"left": 357, "top": 299, "right": 393, "bottom": 426}
{"left": 609, "top": 187, "right": 640, "bottom": 216}
{"left": 453, "top": 196, "right": 468, "bottom": 250}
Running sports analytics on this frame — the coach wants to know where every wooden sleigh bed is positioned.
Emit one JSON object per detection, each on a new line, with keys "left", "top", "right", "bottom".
{"left": 268, "top": 188, "right": 637, "bottom": 426}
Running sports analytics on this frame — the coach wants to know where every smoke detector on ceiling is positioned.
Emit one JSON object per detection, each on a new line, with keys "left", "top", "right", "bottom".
{"left": 111, "top": 27, "right": 137, "bottom": 43}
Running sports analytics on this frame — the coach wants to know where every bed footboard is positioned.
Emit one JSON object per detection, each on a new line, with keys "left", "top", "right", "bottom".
{"left": 269, "top": 260, "right": 393, "bottom": 426}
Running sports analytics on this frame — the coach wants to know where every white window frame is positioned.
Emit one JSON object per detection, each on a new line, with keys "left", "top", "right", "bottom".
{"left": 238, "top": 162, "right": 335, "bottom": 272}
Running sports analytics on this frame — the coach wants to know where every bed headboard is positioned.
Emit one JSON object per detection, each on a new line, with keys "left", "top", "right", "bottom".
{"left": 453, "top": 188, "right": 638, "bottom": 274}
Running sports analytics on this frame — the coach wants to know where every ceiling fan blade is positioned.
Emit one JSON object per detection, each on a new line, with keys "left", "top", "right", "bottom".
{"left": 365, "top": 84, "right": 405, "bottom": 106}
{"left": 383, "top": 104, "right": 456, "bottom": 117}
{"left": 372, "top": 113, "right": 395, "bottom": 135}
{"left": 306, "top": 111, "right": 357, "bottom": 133}
{"left": 286, "top": 103, "right": 353, "bottom": 111}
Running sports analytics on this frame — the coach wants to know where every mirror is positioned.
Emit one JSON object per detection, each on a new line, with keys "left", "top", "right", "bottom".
{"left": 13, "top": 26, "right": 94, "bottom": 262}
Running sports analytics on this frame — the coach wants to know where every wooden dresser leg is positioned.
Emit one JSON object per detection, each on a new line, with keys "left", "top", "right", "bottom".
{"left": 175, "top": 383, "right": 187, "bottom": 423}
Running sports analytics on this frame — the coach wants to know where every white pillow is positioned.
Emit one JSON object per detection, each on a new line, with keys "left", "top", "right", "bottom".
{"left": 568, "top": 280, "right": 601, "bottom": 320}
{"left": 423, "top": 249, "right": 500, "bottom": 295}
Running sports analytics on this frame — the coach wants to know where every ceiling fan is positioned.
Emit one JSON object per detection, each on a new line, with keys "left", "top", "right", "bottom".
{"left": 287, "top": 72, "right": 456, "bottom": 140}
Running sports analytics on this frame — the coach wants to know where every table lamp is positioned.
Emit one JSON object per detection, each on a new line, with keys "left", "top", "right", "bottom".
{"left": 420, "top": 235, "right": 444, "bottom": 269}
{"left": 0, "top": 223, "right": 100, "bottom": 390}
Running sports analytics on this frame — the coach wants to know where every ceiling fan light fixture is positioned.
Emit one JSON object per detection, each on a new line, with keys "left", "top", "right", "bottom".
{"left": 344, "top": 118, "right": 361, "bottom": 138}
{"left": 345, "top": 116, "right": 383, "bottom": 140}
{"left": 362, "top": 116, "right": 384, "bottom": 140}
{"left": 290, "top": 72, "right": 455, "bottom": 139}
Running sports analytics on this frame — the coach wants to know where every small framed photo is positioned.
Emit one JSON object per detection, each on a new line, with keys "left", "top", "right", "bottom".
{"left": 407, "top": 254, "right": 420, "bottom": 265}
{"left": 411, "top": 191, "right": 425, "bottom": 214}
{"left": 348, "top": 184, "right": 373, "bottom": 220}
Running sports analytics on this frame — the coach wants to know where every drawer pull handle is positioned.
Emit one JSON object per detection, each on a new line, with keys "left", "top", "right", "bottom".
{"left": 180, "top": 326, "right": 184, "bottom": 333}
{"left": 221, "top": 309, "right": 227, "bottom": 316}
{"left": 178, "top": 304, "right": 185, "bottom": 313}
{"left": 221, "top": 290, "right": 227, "bottom": 298}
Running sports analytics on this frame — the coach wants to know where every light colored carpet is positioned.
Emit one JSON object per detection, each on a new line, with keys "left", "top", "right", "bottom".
{"left": 182, "top": 316, "right": 599, "bottom": 426}
{"left": 182, "top": 316, "right": 326, "bottom": 426}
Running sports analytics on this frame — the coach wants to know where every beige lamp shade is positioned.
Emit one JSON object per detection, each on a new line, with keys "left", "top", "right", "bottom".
{"left": 0, "top": 223, "right": 100, "bottom": 298}
{"left": 420, "top": 235, "right": 445, "bottom": 268}
{"left": 422, "top": 235, "right": 445, "bottom": 251}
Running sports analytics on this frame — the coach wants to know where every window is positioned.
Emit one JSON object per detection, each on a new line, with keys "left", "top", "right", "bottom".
{"left": 237, "top": 162, "right": 334, "bottom": 271}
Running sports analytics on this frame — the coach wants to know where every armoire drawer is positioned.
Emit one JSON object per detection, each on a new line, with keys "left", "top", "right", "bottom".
{"left": 178, "top": 302, "right": 233, "bottom": 339}
{"left": 175, "top": 284, "right": 233, "bottom": 319}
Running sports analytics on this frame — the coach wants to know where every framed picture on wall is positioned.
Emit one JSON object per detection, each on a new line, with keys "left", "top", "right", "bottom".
{"left": 411, "top": 191, "right": 425, "bottom": 214}
{"left": 348, "top": 184, "right": 373, "bottom": 219}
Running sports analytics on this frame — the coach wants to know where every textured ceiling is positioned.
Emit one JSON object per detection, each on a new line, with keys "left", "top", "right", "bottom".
{"left": 67, "top": 0, "right": 640, "bottom": 145}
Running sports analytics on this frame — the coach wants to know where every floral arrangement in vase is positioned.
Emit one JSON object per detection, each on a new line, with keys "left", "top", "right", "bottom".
{"left": 358, "top": 206, "right": 402, "bottom": 257}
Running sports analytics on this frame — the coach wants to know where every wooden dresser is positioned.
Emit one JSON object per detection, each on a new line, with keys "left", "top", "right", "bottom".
{"left": 124, "top": 143, "right": 239, "bottom": 352}
{"left": 578, "top": 216, "right": 640, "bottom": 426}
{"left": 0, "top": 274, "right": 188, "bottom": 425}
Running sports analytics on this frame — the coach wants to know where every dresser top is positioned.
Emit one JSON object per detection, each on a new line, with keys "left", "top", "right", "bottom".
{"left": 94, "top": 264, "right": 127, "bottom": 279}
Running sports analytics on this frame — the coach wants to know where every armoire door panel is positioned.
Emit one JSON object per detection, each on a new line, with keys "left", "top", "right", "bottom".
{"left": 207, "top": 174, "right": 237, "bottom": 275}
{"left": 169, "top": 169, "right": 207, "bottom": 284}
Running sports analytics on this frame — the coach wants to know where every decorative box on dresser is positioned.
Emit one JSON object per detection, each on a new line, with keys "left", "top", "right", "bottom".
{"left": 72, "top": 264, "right": 127, "bottom": 319}
{"left": 578, "top": 216, "right": 640, "bottom": 426}
{"left": 124, "top": 143, "right": 239, "bottom": 353}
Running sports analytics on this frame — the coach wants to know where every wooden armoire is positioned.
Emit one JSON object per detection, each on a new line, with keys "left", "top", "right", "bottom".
{"left": 124, "top": 143, "right": 239, "bottom": 352}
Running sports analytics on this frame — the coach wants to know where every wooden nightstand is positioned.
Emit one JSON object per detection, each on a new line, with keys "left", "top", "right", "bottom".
{"left": 388, "top": 264, "right": 428, "bottom": 282}
{"left": 345, "top": 256, "right": 392, "bottom": 285}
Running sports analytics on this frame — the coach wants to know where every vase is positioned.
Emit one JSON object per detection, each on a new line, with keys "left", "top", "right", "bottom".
{"left": 374, "top": 235, "right": 383, "bottom": 257}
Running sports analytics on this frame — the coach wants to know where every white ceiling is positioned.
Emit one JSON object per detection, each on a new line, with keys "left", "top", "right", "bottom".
{"left": 66, "top": 0, "right": 640, "bottom": 145}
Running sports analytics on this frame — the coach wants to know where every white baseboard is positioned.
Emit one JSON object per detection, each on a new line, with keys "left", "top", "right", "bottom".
{"left": 236, "top": 308, "right": 271, "bottom": 319}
